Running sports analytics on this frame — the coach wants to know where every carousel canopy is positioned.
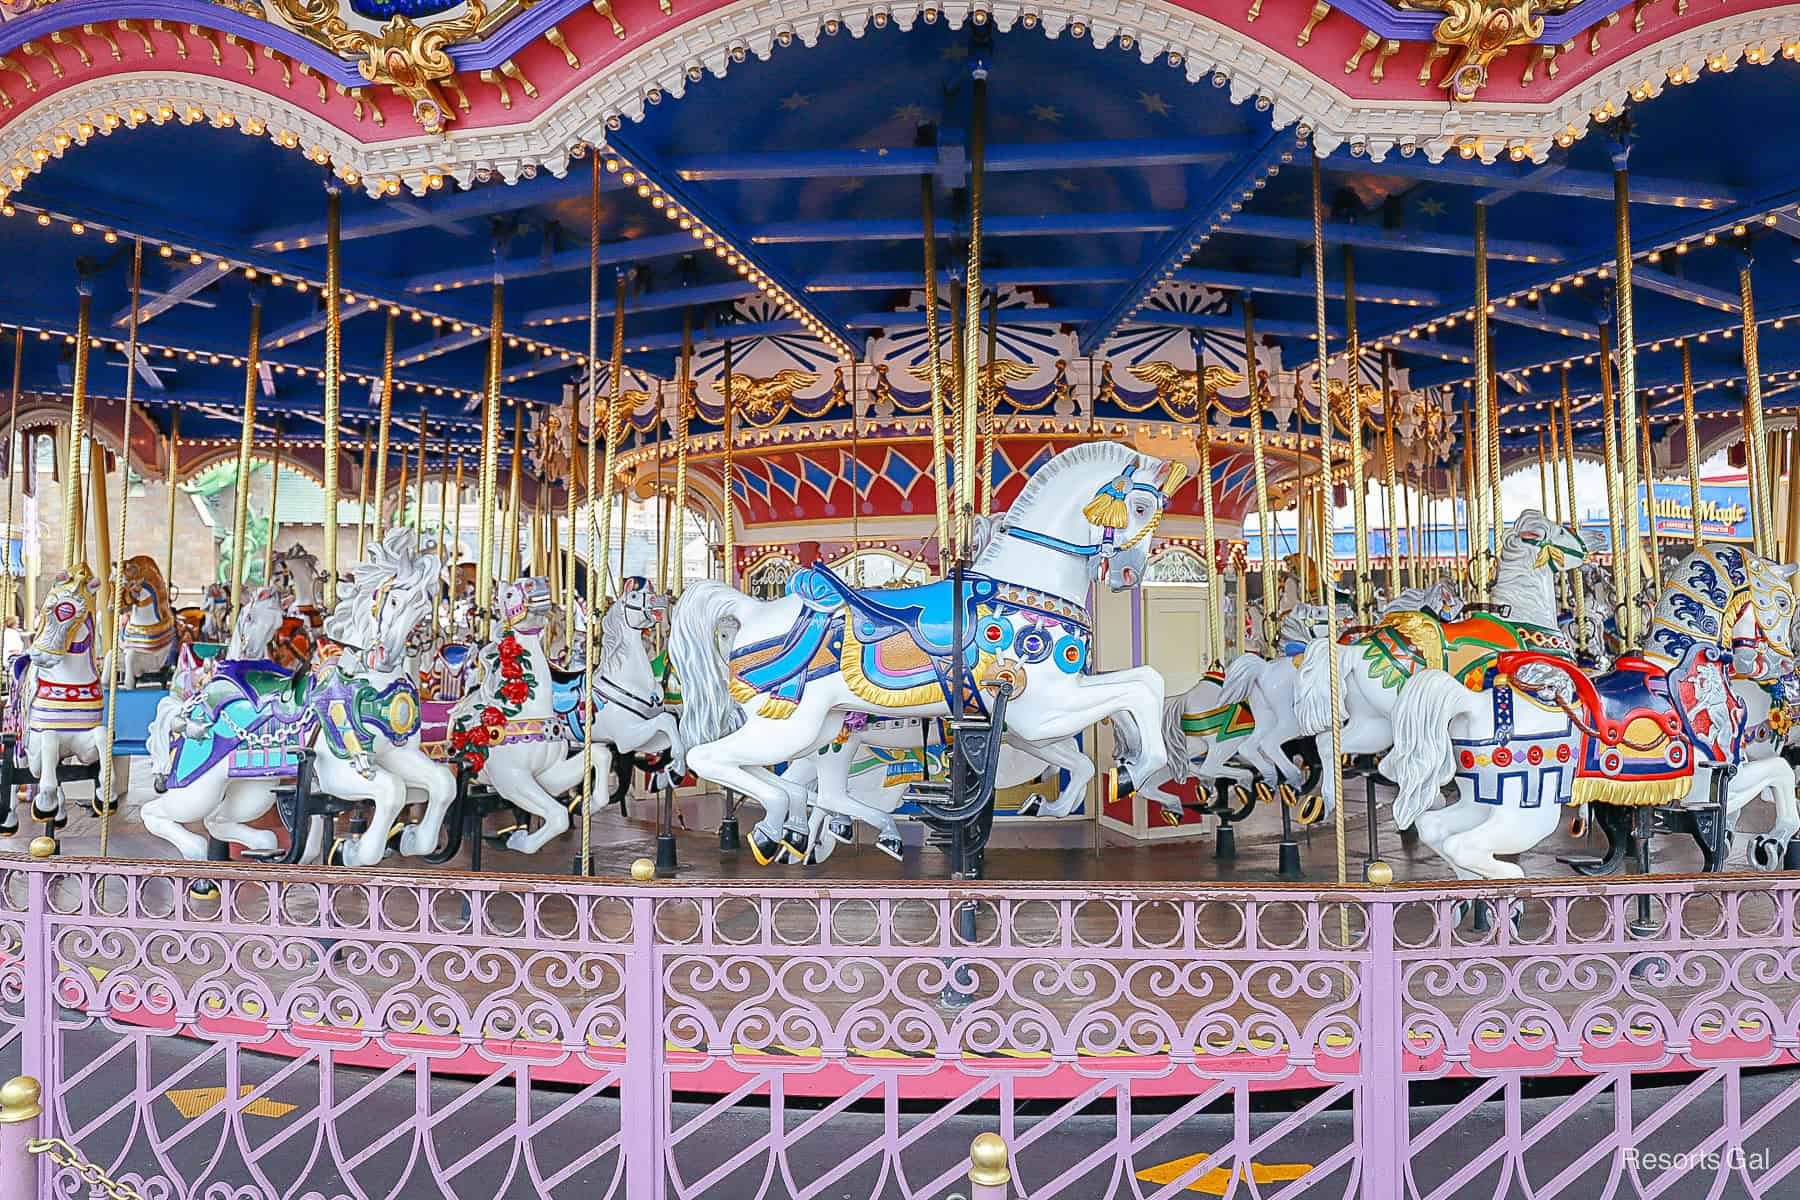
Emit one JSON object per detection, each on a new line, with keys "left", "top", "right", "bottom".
{"left": 0, "top": 2, "right": 1793, "bottom": 484}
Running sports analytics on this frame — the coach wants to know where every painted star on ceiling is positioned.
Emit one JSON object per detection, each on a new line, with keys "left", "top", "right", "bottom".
{"left": 1030, "top": 104, "right": 1063, "bottom": 123}
{"left": 779, "top": 91, "right": 811, "bottom": 111}
{"left": 891, "top": 103, "right": 929, "bottom": 125}
{"left": 839, "top": 177, "right": 866, "bottom": 193}
{"left": 1417, "top": 196, "right": 1446, "bottom": 217}
{"left": 1137, "top": 91, "right": 1172, "bottom": 117}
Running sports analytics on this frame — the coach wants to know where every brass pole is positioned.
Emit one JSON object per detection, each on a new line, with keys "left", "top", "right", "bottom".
{"left": 1640, "top": 405, "right": 1662, "bottom": 594}
{"left": 1380, "top": 349, "right": 1400, "bottom": 600}
{"left": 450, "top": 454, "right": 464, "bottom": 617}
{"left": 1471, "top": 205, "right": 1491, "bottom": 602}
{"left": 373, "top": 312, "right": 396, "bottom": 532}
{"left": 1196, "top": 420, "right": 1223, "bottom": 667}
{"left": 1786, "top": 428, "right": 1800, "bottom": 563}
{"left": 958, "top": 71, "right": 988, "bottom": 558}
{"left": 64, "top": 286, "right": 93, "bottom": 571}
{"left": 979, "top": 287, "right": 1000, "bottom": 517}
{"left": 1461, "top": 388, "right": 1477, "bottom": 590}
{"left": 1, "top": 329, "right": 20, "bottom": 628}
{"left": 163, "top": 408, "right": 179, "bottom": 595}
{"left": 1312, "top": 156, "right": 1348, "bottom": 892}
{"left": 1739, "top": 258, "right": 1774, "bottom": 558}
{"left": 98, "top": 239, "right": 142, "bottom": 856}
{"left": 436, "top": 423, "right": 451, "bottom": 643}
{"left": 505, "top": 402, "right": 525, "bottom": 581}
{"left": 1537, "top": 429, "right": 1550, "bottom": 521}
{"left": 227, "top": 295, "right": 263, "bottom": 613}
{"left": 264, "top": 417, "right": 282, "bottom": 585}
{"left": 673, "top": 310, "right": 692, "bottom": 596}
{"left": 1487, "top": 360, "right": 1502, "bottom": 552}
{"left": 722, "top": 340, "right": 736, "bottom": 586}
{"left": 921, "top": 178, "right": 950, "bottom": 568}
{"left": 394, "top": 432, "right": 411, "bottom": 543}
{"left": 1245, "top": 297, "right": 1277, "bottom": 655}
{"left": 1401, "top": 461, "right": 1417, "bottom": 591}
{"left": 1342, "top": 247, "right": 1370, "bottom": 624}
{"left": 1612, "top": 161, "right": 1644, "bottom": 612}
{"left": 1560, "top": 368, "right": 1587, "bottom": 651}
{"left": 412, "top": 407, "right": 428, "bottom": 536}
{"left": 577, "top": 152, "right": 605, "bottom": 877}
{"left": 850, "top": 357, "right": 864, "bottom": 582}
{"left": 355, "top": 422, "right": 373, "bottom": 562}
{"left": 322, "top": 188, "right": 343, "bottom": 597}
{"left": 477, "top": 261, "right": 505, "bottom": 636}
{"left": 1679, "top": 339, "right": 1701, "bottom": 550}
{"left": 1598, "top": 321, "right": 1628, "bottom": 633}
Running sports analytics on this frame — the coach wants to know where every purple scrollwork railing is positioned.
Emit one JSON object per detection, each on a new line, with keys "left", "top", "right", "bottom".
{"left": 1, "top": 860, "right": 1798, "bottom": 1199}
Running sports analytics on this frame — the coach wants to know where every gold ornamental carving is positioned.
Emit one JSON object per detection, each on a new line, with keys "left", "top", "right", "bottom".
{"left": 1126, "top": 361, "right": 1242, "bottom": 414}
{"left": 263, "top": 0, "right": 486, "bottom": 133}
{"left": 1419, "top": 0, "right": 1545, "bottom": 101}
{"left": 728, "top": 370, "right": 818, "bottom": 421}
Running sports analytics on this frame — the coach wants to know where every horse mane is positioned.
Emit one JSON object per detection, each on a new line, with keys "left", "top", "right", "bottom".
{"left": 598, "top": 595, "right": 637, "bottom": 675}
{"left": 324, "top": 527, "right": 437, "bottom": 645}
{"left": 998, "top": 441, "right": 1139, "bottom": 526}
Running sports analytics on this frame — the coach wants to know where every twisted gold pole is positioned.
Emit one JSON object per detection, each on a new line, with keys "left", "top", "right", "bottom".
{"left": 1460, "top": 389, "right": 1476, "bottom": 591}
{"left": 958, "top": 71, "right": 988, "bottom": 560}
{"left": 476, "top": 266, "right": 504, "bottom": 637}
{"left": 1739, "top": 259, "right": 1773, "bottom": 558}
{"left": 1197, "top": 419, "right": 1223, "bottom": 667}
{"left": 672, "top": 310, "right": 692, "bottom": 597}
{"left": 505, "top": 402, "right": 525, "bottom": 581}
{"left": 1380, "top": 349, "right": 1400, "bottom": 600}
{"left": 450, "top": 455, "right": 464, "bottom": 615}
{"left": 1612, "top": 163, "right": 1644, "bottom": 614}
{"left": 722, "top": 339, "right": 736, "bottom": 585}
{"left": 373, "top": 312, "right": 396, "bottom": 533}
{"left": 97, "top": 238, "right": 142, "bottom": 858}
{"left": 322, "top": 188, "right": 342, "bottom": 597}
{"left": 1786, "top": 429, "right": 1800, "bottom": 563}
{"left": 227, "top": 295, "right": 263, "bottom": 613}
{"left": 979, "top": 288, "right": 999, "bottom": 518}
{"left": 921, "top": 178, "right": 949, "bottom": 568}
{"left": 1487, "top": 359, "right": 1502, "bottom": 561}
{"left": 1245, "top": 297, "right": 1277, "bottom": 656}
{"left": 412, "top": 407, "right": 428, "bottom": 536}
{"left": 1640, "top": 404, "right": 1662, "bottom": 594}
{"left": 264, "top": 418, "right": 282, "bottom": 585}
{"left": 1312, "top": 156, "right": 1348, "bottom": 893}
{"left": 355, "top": 422, "right": 373, "bottom": 562}
{"left": 1560, "top": 368, "right": 1586, "bottom": 651}
{"left": 576, "top": 152, "right": 607, "bottom": 878}
{"left": 64, "top": 285, "right": 93, "bottom": 571}
{"left": 1, "top": 329, "right": 20, "bottom": 628}
{"left": 1598, "top": 321, "right": 1628, "bottom": 636}
{"left": 1471, "top": 205, "right": 1491, "bottom": 602}
{"left": 1680, "top": 340, "right": 1702, "bottom": 550}
{"left": 1342, "top": 247, "right": 1369, "bottom": 624}
{"left": 163, "top": 408, "right": 179, "bottom": 595}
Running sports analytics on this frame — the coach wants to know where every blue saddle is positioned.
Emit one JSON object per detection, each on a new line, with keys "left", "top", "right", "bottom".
{"left": 792, "top": 563, "right": 996, "bottom": 657}
{"left": 551, "top": 669, "right": 599, "bottom": 741}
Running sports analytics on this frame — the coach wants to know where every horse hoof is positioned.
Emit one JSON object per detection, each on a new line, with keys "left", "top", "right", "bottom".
{"left": 152, "top": 775, "right": 168, "bottom": 795}
{"left": 1750, "top": 836, "right": 1784, "bottom": 872}
{"left": 503, "top": 829, "right": 536, "bottom": 855}
{"left": 90, "top": 796, "right": 117, "bottom": 817}
{"left": 1113, "top": 767, "right": 1137, "bottom": 799}
{"left": 1157, "top": 804, "right": 1183, "bottom": 827}
{"left": 748, "top": 828, "right": 782, "bottom": 867}
{"left": 827, "top": 817, "right": 854, "bottom": 841}
{"left": 324, "top": 839, "right": 349, "bottom": 868}
{"left": 779, "top": 828, "right": 810, "bottom": 861}
{"left": 188, "top": 879, "right": 220, "bottom": 901}
{"left": 876, "top": 833, "right": 903, "bottom": 861}
{"left": 1016, "top": 795, "right": 1041, "bottom": 818}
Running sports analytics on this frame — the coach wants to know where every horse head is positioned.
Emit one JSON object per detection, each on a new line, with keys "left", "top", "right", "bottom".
{"left": 120, "top": 555, "right": 167, "bottom": 615}
{"left": 617, "top": 576, "right": 666, "bottom": 631}
{"left": 1502, "top": 509, "right": 1588, "bottom": 573}
{"left": 32, "top": 566, "right": 100, "bottom": 669}
{"left": 229, "top": 585, "right": 287, "bottom": 660}
{"left": 498, "top": 575, "right": 554, "bottom": 636}
{"left": 1733, "top": 552, "right": 1798, "bottom": 678}
{"left": 327, "top": 527, "right": 440, "bottom": 670}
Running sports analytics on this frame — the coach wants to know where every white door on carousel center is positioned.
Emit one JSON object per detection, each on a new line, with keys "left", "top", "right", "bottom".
{"left": 1144, "top": 546, "right": 1213, "bottom": 695}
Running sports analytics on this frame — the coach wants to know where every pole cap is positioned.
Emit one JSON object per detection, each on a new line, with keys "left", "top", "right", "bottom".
{"left": 630, "top": 858, "right": 656, "bottom": 882}
{"left": 0, "top": 1076, "right": 41, "bottom": 1124}
{"left": 28, "top": 836, "right": 56, "bottom": 859}
{"left": 968, "top": 1133, "right": 1010, "bottom": 1187}
{"left": 1366, "top": 860, "right": 1395, "bottom": 887}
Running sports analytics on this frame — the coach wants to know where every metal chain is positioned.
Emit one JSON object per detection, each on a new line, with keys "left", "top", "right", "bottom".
{"left": 29, "top": 1136, "right": 145, "bottom": 1200}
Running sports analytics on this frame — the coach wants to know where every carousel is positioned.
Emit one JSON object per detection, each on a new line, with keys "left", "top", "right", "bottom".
{"left": 1, "top": 1, "right": 1800, "bottom": 1198}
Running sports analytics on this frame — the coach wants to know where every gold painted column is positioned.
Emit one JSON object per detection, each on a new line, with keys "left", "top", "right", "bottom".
{"left": 505, "top": 403, "right": 525, "bottom": 581}
{"left": 1245, "top": 297, "right": 1277, "bottom": 654}
{"left": 1680, "top": 340, "right": 1702, "bottom": 550}
{"left": 227, "top": 294, "right": 263, "bottom": 612}
{"left": 477, "top": 258, "right": 505, "bottom": 632}
{"left": 322, "top": 188, "right": 343, "bottom": 596}
{"left": 1471, "top": 205, "right": 1491, "bottom": 602}
{"left": 373, "top": 312, "right": 396, "bottom": 533}
{"left": 920, "top": 178, "right": 949, "bottom": 567}
{"left": 1612, "top": 159, "right": 1644, "bottom": 620}
{"left": 957, "top": 70, "right": 988, "bottom": 560}
{"left": 1342, "top": 247, "right": 1370, "bottom": 624}
{"left": 1311, "top": 156, "right": 1348, "bottom": 891}
{"left": 1739, "top": 254, "right": 1774, "bottom": 559}
{"left": 1598, "top": 321, "right": 1628, "bottom": 636}
{"left": 722, "top": 340, "right": 736, "bottom": 586}
{"left": 672, "top": 310, "right": 692, "bottom": 597}
{"left": 1380, "top": 350, "right": 1400, "bottom": 601}
{"left": 63, "top": 284, "right": 93, "bottom": 570}
{"left": 1559, "top": 368, "right": 1586, "bottom": 646}
{"left": 163, "top": 408, "right": 180, "bottom": 592}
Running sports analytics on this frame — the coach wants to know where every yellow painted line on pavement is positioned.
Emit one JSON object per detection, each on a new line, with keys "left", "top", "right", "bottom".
{"left": 1136, "top": 1157, "right": 1312, "bottom": 1194}
{"left": 165, "top": 1086, "right": 296, "bottom": 1121}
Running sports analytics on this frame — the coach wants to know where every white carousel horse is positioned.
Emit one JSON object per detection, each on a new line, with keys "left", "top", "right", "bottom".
{"left": 556, "top": 576, "right": 685, "bottom": 784}
{"left": 270, "top": 543, "right": 327, "bottom": 612}
{"left": 448, "top": 576, "right": 598, "bottom": 855}
{"left": 7, "top": 568, "right": 109, "bottom": 826}
{"left": 118, "top": 556, "right": 176, "bottom": 688}
{"left": 145, "top": 591, "right": 287, "bottom": 781}
{"left": 1379, "top": 580, "right": 1465, "bottom": 622}
{"left": 671, "top": 442, "right": 1181, "bottom": 865}
{"left": 1292, "top": 509, "right": 1588, "bottom": 816}
{"left": 1386, "top": 544, "right": 1800, "bottom": 882}
{"left": 781, "top": 715, "right": 1108, "bottom": 862}
{"left": 139, "top": 528, "right": 444, "bottom": 867}
{"left": 1134, "top": 665, "right": 1260, "bottom": 823}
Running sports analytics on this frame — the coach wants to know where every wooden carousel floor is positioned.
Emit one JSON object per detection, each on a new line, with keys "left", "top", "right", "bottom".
{"left": 7, "top": 758, "right": 1728, "bottom": 884}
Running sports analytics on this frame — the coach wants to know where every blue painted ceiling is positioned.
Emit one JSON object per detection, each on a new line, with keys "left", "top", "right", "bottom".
{"left": 4, "top": 19, "right": 1798, "bottom": 462}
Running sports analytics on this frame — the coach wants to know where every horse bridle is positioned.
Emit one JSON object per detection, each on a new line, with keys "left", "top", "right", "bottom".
{"left": 1005, "top": 480, "right": 1172, "bottom": 563}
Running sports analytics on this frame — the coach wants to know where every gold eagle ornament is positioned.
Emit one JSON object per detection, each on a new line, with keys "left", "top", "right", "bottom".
{"left": 727, "top": 370, "right": 819, "bottom": 420}
{"left": 1126, "top": 362, "right": 1243, "bottom": 416}
{"left": 907, "top": 358, "right": 1037, "bottom": 408}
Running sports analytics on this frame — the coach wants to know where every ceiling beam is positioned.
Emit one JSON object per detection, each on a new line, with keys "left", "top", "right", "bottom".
{"left": 1356, "top": 156, "right": 1737, "bottom": 210}
{"left": 1488, "top": 305, "right": 1601, "bottom": 341}
{"left": 751, "top": 210, "right": 1184, "bottom": 243}
{"left": 1219, "top": 214, "right": 1567, "bottom": 263}
{"left": 521, "top": 280, "right": 760, "bottom": 328}
{"left": 1080, "top": 129, "right": 1301, "bottom": 356}
{"left": 405, "top": 232, "right": 695, "bottom": 294}
{"left": 1170, "top": 267, "right": 1439, "bottom": 307}
{"left": 806, "top": 266, "right": 1133, "bottom": 292}
{"left": 113, "top": 263, "right": 217, "bottom": 327}
{"left": 673, "top": 137, "right": 1246, "bottom": 182}
{"left": 252, "top": 174, "right": 599, "bottom": 252}
{"left": 1632, "top": 266, "right": 1742, "bottom": 313}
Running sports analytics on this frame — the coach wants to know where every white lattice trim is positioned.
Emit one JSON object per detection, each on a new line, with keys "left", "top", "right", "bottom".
{"left": 2, "top": 0, "right": 1800, "bottom": 193}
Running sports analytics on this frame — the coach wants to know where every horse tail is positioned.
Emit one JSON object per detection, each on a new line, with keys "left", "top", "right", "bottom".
{"left": 1217, "top": 651, "right": 1262, "bottom": 706}
{"left": 1293, "top": 638, "right": 1338, "bottom": 734}
{"left": 668, "top": 580, "right": 750, "bottom": 748}
{"left": 1160, "top": 696, "right": 1192, "bottom": 782}
{"left": 1383, "top": 669, "right": 1475, "bottom": 831}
